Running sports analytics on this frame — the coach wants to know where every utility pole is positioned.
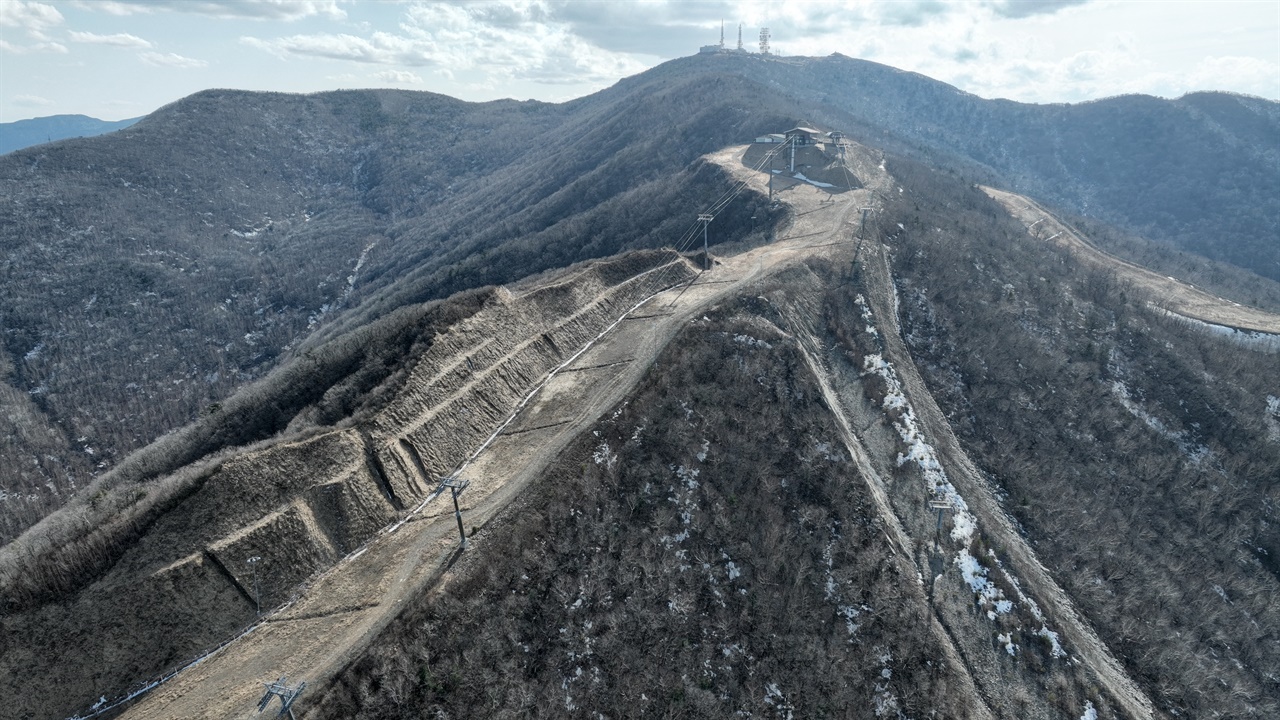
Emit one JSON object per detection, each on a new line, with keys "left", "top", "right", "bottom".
{"left": 439, "top": 476, "right": 471, "bottom": 549}
{"left": 697, "top": 214, "right": 714, "bottom": 270}
{"left": 246, "top": 556, "right": 261, "bottom": 616}
{"left": 789, "top": 135, "right": 796, "bottom": 173}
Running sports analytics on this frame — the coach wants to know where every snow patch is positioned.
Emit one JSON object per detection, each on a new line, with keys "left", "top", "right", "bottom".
{"left": 763, "top": 682, "right": 795, "bottom": 720}
{"left": 956, "top": 548, "right": 1012, "bottom": 618}
{"left": 592, "top": 442, "right": 617, "bottom": 470}
{"left": 734, "top": 333, "right": 773, "bottom": 349}
{"left": 792, "top": 172, "right": 834, "bottom": 188}
{"left": 998, "top": 632, "right": 1017, "bottom": 656}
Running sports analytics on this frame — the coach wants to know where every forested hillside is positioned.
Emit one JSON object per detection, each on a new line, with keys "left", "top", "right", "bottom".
{"left": 3, "top": 50, "right": 1279, "bottom": 718}
{"left": 0, "top": 74, "right": 788, "bottom": 540}
{"left": 735, "top": 53, "right": 1280, "bottom": 281}
{"left": 2, "top": 51, "right": 1275, "bottom": 566}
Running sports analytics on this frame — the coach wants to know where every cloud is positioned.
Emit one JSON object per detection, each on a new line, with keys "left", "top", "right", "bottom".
{"left": 875, "top": 0, "right": 953, "bottom": 27}
{"left": 1, "top": 38, "right": 68, "bottom": 54}
{"left": 984, "top": 0, "right": 1092, "bottom": 20}
{"left": 242, "top": 32, "right": 429, "bottom": 65}
{"left": 0, "top": 1, "right": 63, "bottom": 35}
{"left": 373, "top": 69, "right": 423, "bottom": 84}
{"left": 73, "top": 0, "right": 345, "bottom": 21}
{"left": 0, "top": 0, "right": 64, "bottom": 49}
{"left": 68, "top": 30, "right": 153, "bottom": 48}
{"left": 243, "top": 1, "right": 648, "bottom": 85}
{"left": 12, "top": 93, "right": 55, "bottom": 107}
{"left": 139, "top": 50, "right": 208, "bottom": 68}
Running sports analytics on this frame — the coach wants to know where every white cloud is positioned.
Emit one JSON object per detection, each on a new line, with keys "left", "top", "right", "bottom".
{"left": 139, "top": 50, "right": 208, "bottom": 68}
{"left": 1142, "top": 55, "right": 1280, "bottom": 101}
{"left": 13, "top": 93, "right": 55, "bottom": 107}
{"left": 982, "top": 0, "right": 1092, "bottom": 19}
{"left": 0, "top": 0, "right": 66, "bottom": 51}
{"left": 68, "top": 30, "right": 153, "bottom": 48}
{"left": 0, "top": 1, "right": 63, "bottom": 37}
{"left": 373, "top": 69, "right": 423, "bottom": 84}
{"left": 72, "top": 0, "right": 345, "bottom": 21}
{"left": 243, "top": 1, "right": 648, "bottom": 86}
{"left": 1, "top": 38, "right": 68, "bottom": 54}
{"left": 242, "top": 32, "right": 429, "bottom": 64}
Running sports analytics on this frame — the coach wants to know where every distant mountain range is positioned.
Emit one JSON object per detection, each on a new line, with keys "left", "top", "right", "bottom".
{"left": 0, "top": 113, "right": 140, "bottom": 155}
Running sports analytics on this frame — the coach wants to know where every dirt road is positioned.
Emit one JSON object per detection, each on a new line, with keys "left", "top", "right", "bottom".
{"left": 984, "top": 186, "right": 1280, "bottom": 336}
{"left": 118, "top": 146, "right": 885, "bottom": 720}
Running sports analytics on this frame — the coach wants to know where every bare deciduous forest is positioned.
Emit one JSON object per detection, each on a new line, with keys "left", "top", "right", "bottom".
{"left": 877, "top": 156, "right": 1280, "bottom": 717}
{"left": 2, "top": 51, "right": 1278, "bottom": 720}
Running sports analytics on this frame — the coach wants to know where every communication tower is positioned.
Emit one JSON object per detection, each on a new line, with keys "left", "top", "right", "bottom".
{"left": 737, "top": 23, "right": 744, "bottom": 51}
{"left": 759, "top": 27, "right": 771, "bottom": 55}
{"left": 720, "top": 20, "right": 725, "bottom": 49}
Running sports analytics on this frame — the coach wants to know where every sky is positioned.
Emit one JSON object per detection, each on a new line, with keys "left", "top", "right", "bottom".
{"left": 1, "top": 0, "right": 1277, "bottom": 122}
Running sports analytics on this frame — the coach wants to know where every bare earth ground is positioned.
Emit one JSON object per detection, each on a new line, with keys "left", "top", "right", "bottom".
{"left": 118, "top": 146, "right": 883, "bottom": 720}
{"left": 123, "top": 149, "right": 1226, "bottom": 720}
{"left": 983, "top": 186, "right": 1280, "bottom": 335}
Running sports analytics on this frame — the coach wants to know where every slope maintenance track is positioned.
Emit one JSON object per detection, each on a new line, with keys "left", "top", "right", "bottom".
{"left": 984, "top": 186, "right": 1280, "bottom": 337}
{"left": 114, "top": 145, "right": 884, "bottom": 720}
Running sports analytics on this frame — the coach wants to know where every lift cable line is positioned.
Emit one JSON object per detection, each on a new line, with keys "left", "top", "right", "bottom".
{"left": 672, "top": 136, "right": 796, "bottom": 255}
{"left": 675, "top": 135, "right": 793, "bottom": 250}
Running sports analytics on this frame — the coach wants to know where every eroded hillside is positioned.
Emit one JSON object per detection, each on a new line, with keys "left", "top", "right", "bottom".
{"left": 298, "top": 145, "right": 1279, "bottom": 720}
{"left": 4, "top": 123, "right": 1279, "bottom": 720}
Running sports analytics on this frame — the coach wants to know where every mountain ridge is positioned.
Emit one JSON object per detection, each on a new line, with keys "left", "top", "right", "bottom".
{"left": 0, "top": 113, "right": 140, "bottom": 155}
{"left": 1, "top": 55, "right": 1278, "bottom": 717}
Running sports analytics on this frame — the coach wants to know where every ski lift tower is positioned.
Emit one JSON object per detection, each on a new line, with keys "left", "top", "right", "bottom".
{"left": 437, "top": 475, "right": 472, "bottom": 550}
{"left": 246, "top": 555, "right": 262, "bottom": 616}
{"left": 697, "top": 214, "right": 714, "bottom": 270}
{"left": 257, "top": 677, "right": 306, "bottom": 719}
{"left": 929, "top": 496, "right": 954, "bottom": 551}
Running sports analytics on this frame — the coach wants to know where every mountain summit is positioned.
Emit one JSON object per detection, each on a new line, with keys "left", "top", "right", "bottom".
{"left": 1, "top": 54, "right": 1278, "bottom": 720}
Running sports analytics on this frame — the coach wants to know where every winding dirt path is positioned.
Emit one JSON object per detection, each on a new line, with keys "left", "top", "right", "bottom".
{"left": 984, "top": 186, "right": 1280, "bottom": 335}
{"left": 118, "top": 147, "right": 882, "bottom": 720}
{"left": 856, "top": 241, "right": 1157, "bottom": 720}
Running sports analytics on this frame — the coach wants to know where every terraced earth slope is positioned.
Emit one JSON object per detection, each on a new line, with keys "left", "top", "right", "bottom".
{"left": 6, "top": 132, "right": 1279, "bottom": 719}
{"left": 302, "top": 146, "right": 1280, "bottom": 720}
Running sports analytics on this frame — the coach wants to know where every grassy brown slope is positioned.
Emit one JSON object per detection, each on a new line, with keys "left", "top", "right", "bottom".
{"left": 307, "top": 299, "right": 981, "bottom": 720}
